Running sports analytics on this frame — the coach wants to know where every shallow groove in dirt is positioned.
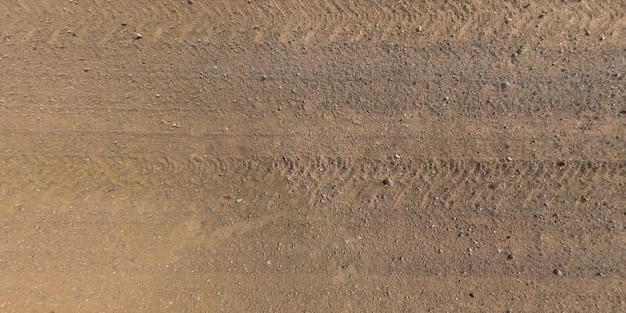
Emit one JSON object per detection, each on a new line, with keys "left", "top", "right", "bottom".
{"left": 1, "top": 155, "right": 624, "bottom": 210}
{"left": 1, "top": 0, "right": 625, "bottom": 45}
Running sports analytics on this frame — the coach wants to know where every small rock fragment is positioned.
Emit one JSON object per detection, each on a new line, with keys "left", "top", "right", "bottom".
{"left": 382, "top": 178, "right": 394, "bottom": 186}
{"left": 134, "top": 32, "right": 143, "bottom": 39}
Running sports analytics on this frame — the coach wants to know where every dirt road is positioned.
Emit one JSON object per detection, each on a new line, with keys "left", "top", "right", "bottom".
{"left": 1, "top": 1, "right": 624, "bottom": 312}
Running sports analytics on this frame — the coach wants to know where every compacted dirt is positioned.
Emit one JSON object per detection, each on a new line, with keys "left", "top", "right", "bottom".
{"left": 1, "top": 0, "right": 625, "bottom": 312}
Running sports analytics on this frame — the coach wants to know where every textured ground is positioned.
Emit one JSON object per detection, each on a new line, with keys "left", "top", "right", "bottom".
{"left": 0, "top": 0, "right": 625, "bottom": 312}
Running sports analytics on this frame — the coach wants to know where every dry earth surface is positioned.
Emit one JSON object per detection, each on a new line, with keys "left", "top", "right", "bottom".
{"left": 1, "top": 0, "right": 625, "bottom": 312}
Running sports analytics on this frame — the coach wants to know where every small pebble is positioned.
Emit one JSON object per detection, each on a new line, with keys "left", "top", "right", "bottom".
{"left": 236, "top": 198, "right": 243, "bottom": 203}
{"left": 382, "top": 178, "right": 394, "bottom": 186}
{"left": 134, "top": 32, "right": 143, "bottom": 39}
{"left": 553, "top": 268, "right": 563, "bottom": 276}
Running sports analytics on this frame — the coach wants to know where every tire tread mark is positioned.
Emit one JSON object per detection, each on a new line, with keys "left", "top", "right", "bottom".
{"left": 1, "top": 155, "right": 624, "bottom": 213}
{"left": 2, "top": 1, "right": 625, "bottom": 45}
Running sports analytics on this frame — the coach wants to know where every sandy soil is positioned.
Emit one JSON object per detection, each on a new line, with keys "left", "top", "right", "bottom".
{"left": 0, "top": 0, "right": 625, "bottom": 312}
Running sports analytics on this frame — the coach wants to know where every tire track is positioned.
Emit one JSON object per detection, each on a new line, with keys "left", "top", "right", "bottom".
{"left": 1, "top": 155, "right": 624, "bottom": 214}
{"left": 0, "top": 156, "right": 626, "bottom": 213}
{"left": 269, "top": 156, "right": 626, "bottom": 210}
{"left": 1, "top": 0, "right": 624, "bottom": 45}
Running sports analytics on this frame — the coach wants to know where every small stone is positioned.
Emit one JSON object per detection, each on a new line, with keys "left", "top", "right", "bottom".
{"left": 506, "top": 156, "right": 513, "bottom": 161}
{"left": 382, "top": 178, "right": 394, "bottom": 186}
{"left": 134, "top": 32, "right": 143, "bottom": 39}
{"left": 553, "top": 268, "right": 563, "bottom": 276}
{"left": 515, "top": 46, "right": 528, "bottom": 57}
{"left": 469, "top": 292, "right": 475, "bottom": 298}
{"left": 505, "top": 17, "right": 513, "bottom": 24}
{"left": 394, "top": 154, "right": 401, "bottom": 159}
{"left": 501, "top": 81, "right": 511, "bottom": 90}
{"left": 236, "top": 198, "right": 243, "bottom": 203}
{"left": 585, "top": 29, "right": 591, "bottom": 36}
{"left": 416, "top": 26, "right": 423, "bottom": 32}
{"left": 187, "top": 0, "right": 193, "bottom": 4}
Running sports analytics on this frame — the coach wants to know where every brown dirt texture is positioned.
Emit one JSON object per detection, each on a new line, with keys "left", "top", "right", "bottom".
{"left": 1, "top": 0, "right": 625, "bottom": 312}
